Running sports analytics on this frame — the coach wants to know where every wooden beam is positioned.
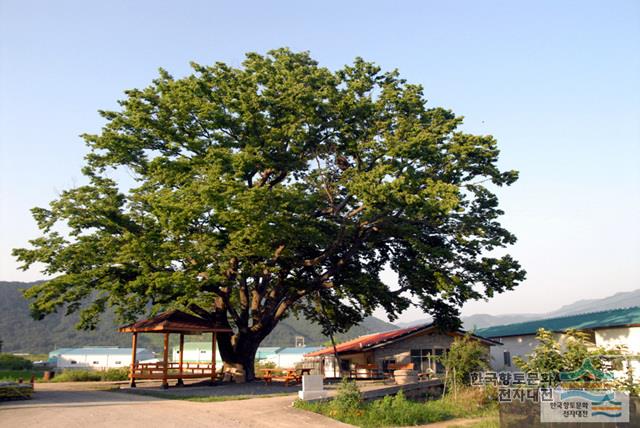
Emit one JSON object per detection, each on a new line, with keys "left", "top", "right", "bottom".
{"left": 130, "top": 332, "right": 138, "bottom": 388}
{"left": 177, "top": 333, "right": 184, "bottom": 386}
{"left": 162, "top": 333, "right": 169, "bottom": 389}
{"left": 211, "top": 332, "right": 216, "bottom": 385}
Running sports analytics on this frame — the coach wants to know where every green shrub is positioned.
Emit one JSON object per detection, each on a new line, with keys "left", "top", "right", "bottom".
{"left": 513, "top": 328, "right": 627, "bottom": 386}
{"left": 366, "top": 390, "right": 439, "bottom": 426}
{"left": 437, "top": 387, "right": 497, "bottom": 418}
{"left": 100, "top": 368, "right": 129, "bottom": 381}
{"left": 440, "top": 334, "right": 489, "bottom": 390}
{"left": 255, "top": 360, "right": 276, "bottom": 371}
{"left": 51, "top": 368, "right": 130, "bottom": 382}
{"left": 295, "top": 385, "right": 498, "bottom": 427}
{"left": 51, "top": 370, "right": 102, "bottom": 382}
{"left": 0, "top": 354, "right": 33, "bottom": 370}
{"left": 332, "top": 377, "right": 362, "bottom": 413}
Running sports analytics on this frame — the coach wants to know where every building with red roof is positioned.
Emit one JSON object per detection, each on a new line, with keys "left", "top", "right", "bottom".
{"left": 304, "top": 323, "right": 499, "bottom": 378}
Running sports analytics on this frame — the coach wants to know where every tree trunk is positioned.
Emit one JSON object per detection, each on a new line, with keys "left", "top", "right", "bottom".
{"left": 191, "top": 301, "right": 279, "bottom": 382}
{"left": 236, "top": 344, "right": 257, "bottom": 381}
{"left": 216, "top": 329, "right": 268, "bottom": 382}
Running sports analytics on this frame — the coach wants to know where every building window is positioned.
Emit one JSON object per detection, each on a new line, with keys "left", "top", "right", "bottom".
{"left": 92, "top": 361, "right": 99, "bottom": 365}
{"left": 503, "top": 351, "right": 511, "bottom": 367}
{"left": 382, "top": 358, "right": 396, "bottom": 372}
{"left": 201, "top": 350, "right": 207, "bottom": 353}
{"left": 410, "top": 349, "right": 433, "bottom": 373}
{"left": 114, "top": 361, "right": 122, "bottom": 365}
{"left": 70, "top": 360, "right": 77, "bottom": 364}
{"left": 411, "top": 348, "right": 448, "bottom": 373}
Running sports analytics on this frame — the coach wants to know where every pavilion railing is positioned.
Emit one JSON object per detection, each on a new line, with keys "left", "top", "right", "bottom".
{"left": 130, "top": 362, "right": 215, "bottom": 379}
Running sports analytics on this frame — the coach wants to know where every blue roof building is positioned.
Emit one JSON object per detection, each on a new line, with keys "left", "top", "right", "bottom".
{"left": 266, "top": 347, "right": 323, "bottom": 368}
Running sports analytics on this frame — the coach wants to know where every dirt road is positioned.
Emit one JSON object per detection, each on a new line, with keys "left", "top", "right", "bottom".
{"left": 0, "top": 384, "right": 351, "bottom": 428}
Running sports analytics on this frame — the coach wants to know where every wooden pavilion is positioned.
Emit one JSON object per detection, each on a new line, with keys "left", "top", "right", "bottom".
{"left": 119, "top": 309, "right": 232, "bottom": 388}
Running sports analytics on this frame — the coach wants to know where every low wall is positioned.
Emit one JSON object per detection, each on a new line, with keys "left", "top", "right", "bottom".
{"left": 304, "top": 379, "right": 444, "bottom": 404}
{"left": 361, "top": 379, "right": 443, "bottom": 402}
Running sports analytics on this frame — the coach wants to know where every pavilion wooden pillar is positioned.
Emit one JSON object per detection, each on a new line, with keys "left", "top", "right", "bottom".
{"left": 211, "top": 332, "right": 217, "bottom": 385}
{"left": 176, "top": 333, "right": 184, "bottom": 386}
{"left": 162, "top": 332, "right": 169, "bottom": 389}
{"left": 130, "top": 332, "right": 138, "bottom": 388}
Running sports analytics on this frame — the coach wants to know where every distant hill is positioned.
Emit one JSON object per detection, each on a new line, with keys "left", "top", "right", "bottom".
{"left": 3, "top": 280, "right": 638, "bottom": 353}
{"left": 395, "top": 289, "right": 640, "bottom": 331}
{"left": 461, "top": 313, "right": 541, "bottom": 331}
{"left": 396, "top": 313, "right": 540, "bottom": 330}
{"left": 0, "top": 281, "right": 155, "bottom": 353}
{"left": 0, "top": 281, "right": 396, "bottom": 353}
{"left": 260, "top": 314, "right": 396, "bottom": 347}
{"left": 544, "top": 289, "right": 640, "bottom": 317}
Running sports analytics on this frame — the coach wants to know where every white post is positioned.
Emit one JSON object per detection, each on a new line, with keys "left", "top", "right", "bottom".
{"left": 298, "top": 375, "right": 328, "bottom": 400}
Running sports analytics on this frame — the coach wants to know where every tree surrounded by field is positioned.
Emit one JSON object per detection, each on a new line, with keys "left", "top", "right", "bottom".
{"left": 14, "top": 49, "right": 525, "bottom": 380}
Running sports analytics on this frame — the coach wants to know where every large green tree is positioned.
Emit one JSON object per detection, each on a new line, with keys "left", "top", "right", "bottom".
{"left": 14, "top": 49, "right": 525, "bottom": 380}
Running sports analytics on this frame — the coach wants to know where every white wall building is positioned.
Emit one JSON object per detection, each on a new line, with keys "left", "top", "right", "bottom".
{"left": 477, "top": 307, "right": 640, "bottom": 381}
{"left": 170, "top": 342, "right": 223, "bottom": 364}
{"left": 170, "top": 343, "right": 319, "bottom": 368}
{"left": 266, "top": 347, "right": 322, "bottom": 368}
{"left": 54, "top": 347, "right": 156, "bottom": 370}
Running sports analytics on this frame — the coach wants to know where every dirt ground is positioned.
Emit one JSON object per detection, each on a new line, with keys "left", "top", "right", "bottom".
{"left": 0, "top": 381, "right": 351, "bottom": 428}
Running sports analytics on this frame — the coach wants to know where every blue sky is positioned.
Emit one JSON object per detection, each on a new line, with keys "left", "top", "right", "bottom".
{"left": 1, "top": 0, "right": 638, "bottom": 320}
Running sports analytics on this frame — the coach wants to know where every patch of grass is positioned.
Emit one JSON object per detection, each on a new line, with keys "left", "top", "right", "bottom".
{"left": 294, "top": 380, "right": 498, "bottom": 428}
{"left": 50, "top": 368, "right": 129, "bottom": 382}
{"left": 0, "top": 369, "right": 44, "bottom": 382}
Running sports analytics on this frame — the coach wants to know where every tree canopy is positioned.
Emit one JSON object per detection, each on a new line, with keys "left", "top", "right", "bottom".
{"left": 14, "top": 48, "right": 525, "bottom": 377}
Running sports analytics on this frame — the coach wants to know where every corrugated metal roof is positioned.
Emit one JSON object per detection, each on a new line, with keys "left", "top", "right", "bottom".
{"left": 256, "top": 347, "right": 282, "bottom": 358}
{"left": 170, "top": 343, "right": 282, "bottom": 357}
{"left": 48, "top": 348, "right": 75, "bottom": 357}
{"left": 305, "top": 324, "right": 498, "bottom": 357}
{"left": 119, "top": 309, "right": 233, "bottom": 333}
{"left": 275, "top": 347, "right": 322, "bottom": 355}
{"left": 257, "top": 347, "right": 282, "bottom": 353}
{"left": 305, "top": 325, "right": 432, "bottom": 357}
{"left": 476, "top": 306, "right": 640, "bottom": 338}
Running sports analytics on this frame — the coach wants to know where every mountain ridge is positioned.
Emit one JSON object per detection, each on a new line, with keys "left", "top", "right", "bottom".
{"left": 2, "top": 280, "right": 638, "bottom": 353}
{"left": 0, "top": 281, "right": 396, "bottom": 353}
{"left": 396, "top": 288, "right": 640, "bottom": 330}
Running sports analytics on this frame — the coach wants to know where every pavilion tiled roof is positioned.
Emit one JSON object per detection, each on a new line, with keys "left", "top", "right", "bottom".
{"left": 119, "top": 309, "right": 233, "bottom": 334}
{"left": 305, "top": 324, "right": 499, "bottom": 357}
